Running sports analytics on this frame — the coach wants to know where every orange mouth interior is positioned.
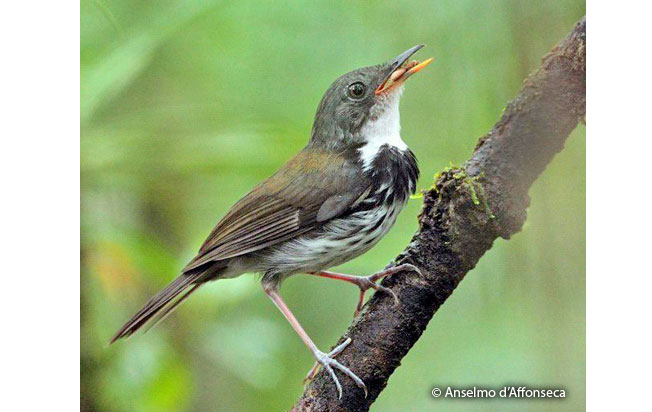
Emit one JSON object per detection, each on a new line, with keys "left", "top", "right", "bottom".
{"left": 375, "top": 57, "right": 434, "bottom": 95}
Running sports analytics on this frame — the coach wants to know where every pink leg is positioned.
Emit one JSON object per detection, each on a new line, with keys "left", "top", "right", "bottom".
{"left": 308, "top": 263, "right": 422, "bottom": 317}
{"left": 264, "top": 286, "right": 367, "bottom": 398}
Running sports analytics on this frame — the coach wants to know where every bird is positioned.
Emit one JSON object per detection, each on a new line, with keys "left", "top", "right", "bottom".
{"left": 110, "top": 44, "right": 433, "bottom": 398}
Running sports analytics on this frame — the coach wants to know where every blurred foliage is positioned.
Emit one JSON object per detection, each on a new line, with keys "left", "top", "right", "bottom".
{"left": 81, "top": 1, "right": 585, "bottom": 411}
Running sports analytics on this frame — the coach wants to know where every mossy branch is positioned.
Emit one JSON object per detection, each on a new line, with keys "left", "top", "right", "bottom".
{"left": 292, "top": 16, "right": 585, "bottom": 412}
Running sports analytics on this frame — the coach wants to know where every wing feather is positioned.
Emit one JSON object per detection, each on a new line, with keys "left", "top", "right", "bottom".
{"left": 183, "top": 148, "right": 370, "bottom": 273}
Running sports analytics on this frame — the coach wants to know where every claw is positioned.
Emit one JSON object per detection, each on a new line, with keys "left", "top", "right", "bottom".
{"left": 353, "top": 263, "right": 422, "bottom": 316}
{"left": 329, "top": 358, "right": 367, "bottom": 397}
{"left": 322, "top": 361, "right": 343, "bottom": 399}
{"left": 398, "top": 263, "right": 423, "bottom": 278}
{"left": 303, "top": 363, "right": 318, "bottom": 385}
{"left": 376, "top": 285, "right": 399, "bottom": 306}
{"left": 265, "top": 288, "right": 367, "bottom": 399}
{"left": 306, "top": 338, "right": 366, "bottom": 398}
{"left": 304, "top": 338, "right": 351, "bottom": 385}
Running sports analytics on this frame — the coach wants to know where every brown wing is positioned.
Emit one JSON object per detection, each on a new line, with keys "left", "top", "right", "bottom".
{"left": 182, "top": 148, "right": 369, "bottom": 272}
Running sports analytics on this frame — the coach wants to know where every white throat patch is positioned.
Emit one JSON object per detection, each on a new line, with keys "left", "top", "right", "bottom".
{"left": 357, "top": 89, "right": 407, "bottom": 170}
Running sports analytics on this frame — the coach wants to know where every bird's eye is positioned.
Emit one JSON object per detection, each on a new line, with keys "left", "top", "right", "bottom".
{"left": 347, "top": 82, "right": 366, "bottom": 99}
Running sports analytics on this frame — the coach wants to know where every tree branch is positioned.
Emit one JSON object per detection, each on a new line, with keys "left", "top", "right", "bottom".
{"left": 292, "top": 16, "right": 585, "bottom": 412}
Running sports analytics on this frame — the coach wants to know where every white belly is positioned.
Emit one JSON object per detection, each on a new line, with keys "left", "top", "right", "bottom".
{"left": 262, "top": 199, "right": 406, "bottom": 275}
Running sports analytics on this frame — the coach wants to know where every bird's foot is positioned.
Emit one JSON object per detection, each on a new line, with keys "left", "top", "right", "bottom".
{"left": 304, "top": 338, "right": 367, "bottom": 399}
{"left": 303, "top": 337, "right": 349, "bottom": 385}
{"left": 352, "top": 263, "right": 422, "bottom": 316}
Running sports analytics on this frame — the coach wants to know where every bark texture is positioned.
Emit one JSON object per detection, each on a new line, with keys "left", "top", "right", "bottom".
{"left": 292, "top": 16, "right": 586, "bottom": 412}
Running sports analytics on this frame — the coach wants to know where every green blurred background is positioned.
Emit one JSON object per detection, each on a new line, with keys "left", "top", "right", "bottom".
{"left": 81, "top": 1, "right": 586, "bottom": 411}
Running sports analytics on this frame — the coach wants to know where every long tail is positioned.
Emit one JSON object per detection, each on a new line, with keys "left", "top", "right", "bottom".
{"left": 110, "top": 272, "right": 205, "bottom": 344}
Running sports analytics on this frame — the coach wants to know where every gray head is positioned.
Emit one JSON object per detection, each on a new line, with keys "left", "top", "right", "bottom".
{"left": 308, "top": 45, "right": 433, "bottom": 152}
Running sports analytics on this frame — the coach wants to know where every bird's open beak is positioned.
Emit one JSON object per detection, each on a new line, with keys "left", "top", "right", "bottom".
{"left": 375, "top": 44, "right": 434, "bottom": 95}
